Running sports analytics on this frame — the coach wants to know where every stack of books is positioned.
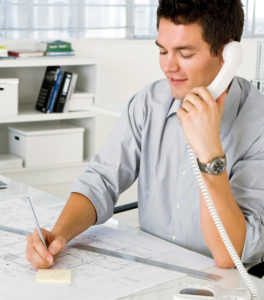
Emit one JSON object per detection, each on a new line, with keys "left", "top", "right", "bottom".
{"left": 45, "top": 40, "right": 75, "bottom": 56}
{"left": 35, "top": 66, "right": 78, "bottom": 113}
{"left": 7, "top": 49, "right": 44, "bottom": 58}
{"left": 0, "top": 46, "right": 8, "bottom": 58}
{"left": 0, "top": 46, "right": 15, "bottom": 60}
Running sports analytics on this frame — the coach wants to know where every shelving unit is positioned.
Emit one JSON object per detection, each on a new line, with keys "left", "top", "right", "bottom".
{"left": 0, "top": 56, "right": 98, "bottom": 186}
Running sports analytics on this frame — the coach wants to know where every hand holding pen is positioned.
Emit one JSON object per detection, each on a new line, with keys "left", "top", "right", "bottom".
{"left": 27, "top": 197, "right": 47, "bottom": 249}
{"left": 26, "top": 197, "right": 66, "bottom": 269}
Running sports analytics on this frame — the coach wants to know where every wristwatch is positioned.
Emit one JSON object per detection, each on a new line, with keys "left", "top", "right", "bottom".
{"left": 197, "top": 155, "right": 226, "bottom": 175}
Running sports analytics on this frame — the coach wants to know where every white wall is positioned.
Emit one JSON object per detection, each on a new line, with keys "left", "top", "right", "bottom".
{"left": 71, "top": 39, "right": 164, "bottom": 151}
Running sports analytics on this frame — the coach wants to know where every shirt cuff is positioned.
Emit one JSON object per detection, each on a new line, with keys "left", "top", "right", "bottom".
{"left": 70, "top": 179, "right": 114, "bottom": 225}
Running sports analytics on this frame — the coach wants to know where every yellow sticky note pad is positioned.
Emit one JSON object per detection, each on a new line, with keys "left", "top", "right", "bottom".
{"left": 37, "top": 269, "right": 72, "bottom": 283}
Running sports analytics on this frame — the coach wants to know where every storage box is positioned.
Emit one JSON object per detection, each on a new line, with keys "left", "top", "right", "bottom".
{"left": 0, "top": 154, "right": 23, "bottom": 170}
{"left": 0, "top": 78, "right": 19, "bottom": 116}
{"left": 67, "top": 92, "right": 95, "bottom": 111}
{"left": 8, "top": 123, "right": 84, "bottom": 167}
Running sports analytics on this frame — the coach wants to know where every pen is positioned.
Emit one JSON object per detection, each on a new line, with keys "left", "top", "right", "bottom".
{"left": 26, "top": 196, "right": 48, "bottom": 249}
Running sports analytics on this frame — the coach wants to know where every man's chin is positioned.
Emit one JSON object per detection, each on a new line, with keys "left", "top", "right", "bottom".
{"left": 170, "top": 90, "right": 185, "bottom": 101}
{"left": 169, "top": 85, "right": 188, "bottom": 101}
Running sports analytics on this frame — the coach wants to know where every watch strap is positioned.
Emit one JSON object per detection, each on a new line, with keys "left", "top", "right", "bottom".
{"left": 197, "top": 155, "right": 226, "bottom": 175}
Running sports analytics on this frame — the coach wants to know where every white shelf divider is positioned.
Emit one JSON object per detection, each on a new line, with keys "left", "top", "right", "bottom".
{"left": 0, "top": 104, "right": 96, "bottom": 124}
{"left": 0, "top": 56, "right": 98, "bottom": 68}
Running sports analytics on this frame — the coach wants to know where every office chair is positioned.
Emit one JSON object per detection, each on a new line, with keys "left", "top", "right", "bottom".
{"left": 113, "top": 202, "right": 138, "bottom": 214}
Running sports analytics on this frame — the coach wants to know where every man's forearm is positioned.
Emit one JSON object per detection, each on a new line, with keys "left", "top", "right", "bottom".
{"left": 200, "top": 171, "right": 246, "bottom": 268}
{"left": 51, "top": 192, "right": 97, "bottom": 243}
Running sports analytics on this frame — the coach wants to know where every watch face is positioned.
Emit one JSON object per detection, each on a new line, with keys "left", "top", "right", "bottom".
{"left": 210, "top": 159, "right": 225, "bottom": 174}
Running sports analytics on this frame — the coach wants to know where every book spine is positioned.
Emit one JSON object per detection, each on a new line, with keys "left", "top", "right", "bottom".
{"left": 35, "top": 66, "right": 61, "bottom": 113}
{"left": 63, "top": 73, "right": 78, "bottom": 113}
{"left": 54, "top": 72, "right": 72, "bottom": 113}
{"left": 7, "top": 51, "right": 20, "bottom": 57}
{"left": 46, "top": 68, "right": 62, "bottom": 113}
{"left": 45, "top": 51, "right": 75, "bottom": 56}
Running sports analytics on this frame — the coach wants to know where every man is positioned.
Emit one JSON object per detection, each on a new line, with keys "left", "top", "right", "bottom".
{"left": 26, "top": 0, "right": 264, "bottom": 269}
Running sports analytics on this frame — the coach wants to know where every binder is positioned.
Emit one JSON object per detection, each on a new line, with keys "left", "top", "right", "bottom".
{"left": 53, "top": 72, "right": 73, "bottom": 112}
{"left": 35, "top": 66, "right": 61, "bottom": 113}
{"left": 46, "top": 68, "right": 63, "bottom": 113}
{"left": 62, "top": 73, "right": 78, "bottom": 113}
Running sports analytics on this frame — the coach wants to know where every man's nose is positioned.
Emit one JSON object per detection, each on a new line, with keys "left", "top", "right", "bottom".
{"left": 164, "top": 53, "right": 180, "bottom": 73}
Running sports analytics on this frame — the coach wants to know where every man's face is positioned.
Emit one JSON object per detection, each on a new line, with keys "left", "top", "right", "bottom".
{"left": 157, "top": 18, "right": 223, "bottom": 100}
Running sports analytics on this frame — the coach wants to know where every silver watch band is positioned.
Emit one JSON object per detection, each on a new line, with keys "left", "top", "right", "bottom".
{"left": 197, "top": 155, "right": 226, "bottom": 175}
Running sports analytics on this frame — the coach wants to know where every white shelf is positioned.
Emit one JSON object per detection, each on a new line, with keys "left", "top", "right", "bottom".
{"left": 84, "top": 102, "right": 125, "bottom": 117}
{"left": 0, "top": 160, "right": 89, "bottom": 186}
{"left": 0, "top": 56, "right": 98, "bottom": 68}
{"left": 0, "top": 104, "right": 96, "bottom": 124}
{"left": 0, "top": 160, "right": 88, "bottom": 173}
{"left": 0, "top": 55, "right": 97, "bottom": 184}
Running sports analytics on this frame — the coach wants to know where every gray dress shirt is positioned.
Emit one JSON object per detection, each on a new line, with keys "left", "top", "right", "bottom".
{"left": 71, "top": 77, "right": 264, "bottom": 264}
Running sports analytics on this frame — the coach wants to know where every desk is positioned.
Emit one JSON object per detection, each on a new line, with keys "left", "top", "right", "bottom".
{"left": 0, "top": 176, "right": 264, "bottom": 300}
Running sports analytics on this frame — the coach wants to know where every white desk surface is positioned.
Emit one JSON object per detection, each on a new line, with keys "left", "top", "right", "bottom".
{"left": 0, "top": 176, "right": 264, "bottom": 300}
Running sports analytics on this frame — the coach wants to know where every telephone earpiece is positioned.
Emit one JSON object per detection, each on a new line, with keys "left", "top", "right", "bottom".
{"left": 207, "top": 41, "right": 243, "bottom": 100}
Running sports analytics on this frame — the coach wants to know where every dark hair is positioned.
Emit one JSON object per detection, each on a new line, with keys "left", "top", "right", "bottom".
{"left": 157, "top": 0, "right": 244, "bottom": 55}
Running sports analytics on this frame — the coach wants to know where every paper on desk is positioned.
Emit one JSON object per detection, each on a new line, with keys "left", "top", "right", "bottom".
{"left": 0, "top": 197, "right": 62, "bottom": 233}
{"left": 0, "top": 198, "right": 215, "bottom": 300}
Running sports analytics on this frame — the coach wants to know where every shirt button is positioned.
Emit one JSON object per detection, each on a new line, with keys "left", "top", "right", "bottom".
{"left": 172, "top": 235, "right": 176, "bottom": 241}
{"left": 182, "top": 170, "right": 186, "bottom": 175}
{"left": 176, "top": 203, "right": 180, "bottom": 209}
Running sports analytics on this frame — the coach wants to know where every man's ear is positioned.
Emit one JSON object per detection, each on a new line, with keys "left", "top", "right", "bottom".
{"left": 219, "top": 45, "right": 226, "bottom": 65}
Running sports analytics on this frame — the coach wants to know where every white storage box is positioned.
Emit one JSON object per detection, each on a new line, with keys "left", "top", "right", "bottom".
{"left": 8, "top": 123, "right": 84, "bottom": 167}
{"left": 0, "top": 154, "right": 23, "bottom": 170}
{"left": 67, "top": 92, "right": 95, "bottom": 111}
{"left": 0, "top": 78, "right": 19, "bottom": 116}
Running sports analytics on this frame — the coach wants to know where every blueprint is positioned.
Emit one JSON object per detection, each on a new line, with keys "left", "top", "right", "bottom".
{"left": 0, "top": 198, "right": 215, "bottom": 300}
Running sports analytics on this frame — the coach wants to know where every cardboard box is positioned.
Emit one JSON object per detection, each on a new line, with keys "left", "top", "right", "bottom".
{"left": 8, "top": 123, "right": 84, "bottom": 167}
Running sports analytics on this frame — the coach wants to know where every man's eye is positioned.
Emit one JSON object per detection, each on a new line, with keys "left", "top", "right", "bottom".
{"left": 179, "top": 52, "right": 194, "bottom": 58}
{"left": 159, "top": 51, "right": 167, "bottom": 55}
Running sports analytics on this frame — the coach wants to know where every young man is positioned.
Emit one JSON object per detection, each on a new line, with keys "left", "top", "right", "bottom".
{"left": 26, "top": 0, "right": 264, "bottom": 269}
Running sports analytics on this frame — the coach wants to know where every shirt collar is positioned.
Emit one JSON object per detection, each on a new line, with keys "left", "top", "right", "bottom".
{"left": 166, "top": 77, "right": 242, "bottom": 139}
{"left": 167, "top": 98, "right": 182, "bottom": 118}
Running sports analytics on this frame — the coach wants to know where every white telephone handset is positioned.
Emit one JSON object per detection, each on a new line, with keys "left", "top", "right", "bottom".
{"left": 208, "top": 41, "right": 243, "bottom": 100}
{"left": 175, "top": 42, "right": 259, "bottom": 300}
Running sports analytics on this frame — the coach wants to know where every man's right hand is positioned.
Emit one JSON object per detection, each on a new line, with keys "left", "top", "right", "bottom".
{"left": 26, "top": 228, "right": 66, "bottom": 269}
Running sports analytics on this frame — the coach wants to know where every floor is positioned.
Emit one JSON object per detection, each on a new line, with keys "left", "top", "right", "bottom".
{"left": 36, "top": 181, "right": 140, "bottom": 228}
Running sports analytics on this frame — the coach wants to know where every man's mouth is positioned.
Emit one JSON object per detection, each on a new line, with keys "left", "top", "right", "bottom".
{"left": 169, "top": 77, "right": 187, "bottom": 86}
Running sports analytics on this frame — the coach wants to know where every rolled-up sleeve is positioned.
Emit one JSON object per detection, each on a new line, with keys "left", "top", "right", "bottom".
{"left": 70, "top": 94, "right": 144, "bottom": 224}
{"left": 230, "top": 156, "right": 264, "bottom": 264}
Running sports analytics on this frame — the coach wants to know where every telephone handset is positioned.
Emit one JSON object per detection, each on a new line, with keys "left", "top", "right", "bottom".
{"left": 179, "top": 42, "right": 259, "bottom": 300}
{"left": 207, "top": 41, "right": 243, "bottom": 100}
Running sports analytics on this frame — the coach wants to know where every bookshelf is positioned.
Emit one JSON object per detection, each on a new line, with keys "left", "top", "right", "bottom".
{"left": 0, "top": 56, "right": 98, "bottom": 186}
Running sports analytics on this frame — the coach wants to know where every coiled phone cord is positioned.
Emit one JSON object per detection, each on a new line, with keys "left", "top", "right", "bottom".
{"left": 187, "top": 143, "right": 259, "bottom": 299}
